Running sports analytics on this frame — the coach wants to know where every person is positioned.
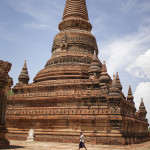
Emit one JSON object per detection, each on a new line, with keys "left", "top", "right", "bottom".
{"left": 79, "top": 132, "right": 87, "bottom": 150}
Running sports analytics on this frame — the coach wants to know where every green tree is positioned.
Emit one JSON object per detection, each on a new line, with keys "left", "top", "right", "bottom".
{"left": 7, "top": 90, "right": 14, "bottom": 96}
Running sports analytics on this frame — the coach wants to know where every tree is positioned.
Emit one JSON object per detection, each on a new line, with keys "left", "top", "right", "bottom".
{"left": 7, "top": 90, "right": 14, "bottom": 96}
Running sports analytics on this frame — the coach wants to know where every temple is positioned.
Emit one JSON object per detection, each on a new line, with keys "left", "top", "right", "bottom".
{"left": 6, "top": 0, "right": 149, "bottom": 145}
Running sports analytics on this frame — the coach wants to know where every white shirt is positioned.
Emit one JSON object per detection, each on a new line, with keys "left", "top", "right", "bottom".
{"left": 80, "top": 134, "right": 84, "bottom": 143}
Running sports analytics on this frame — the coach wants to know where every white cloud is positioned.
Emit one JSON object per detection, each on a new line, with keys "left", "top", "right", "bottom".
{"left": 126, "top": 49, "right": 150, "bottom": 79}
{"left": 134, "top": 82, "right": 150, "bottom": 124}
{"left": 99, "top": 26, "right": 150, "bottom": 76}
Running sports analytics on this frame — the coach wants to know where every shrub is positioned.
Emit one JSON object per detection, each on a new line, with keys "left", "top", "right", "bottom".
{"left": 7, "top": 90, "right": 14, "bottom": 96}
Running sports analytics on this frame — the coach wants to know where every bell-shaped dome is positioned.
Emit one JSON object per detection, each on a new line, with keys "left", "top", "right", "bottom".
{"left": 88, "top": 51, "right": 101, "bottom": 74}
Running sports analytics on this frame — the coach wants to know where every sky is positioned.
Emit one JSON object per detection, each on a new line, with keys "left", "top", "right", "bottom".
{"left": 0, "top": 0, "right": 150, "bottom": 125}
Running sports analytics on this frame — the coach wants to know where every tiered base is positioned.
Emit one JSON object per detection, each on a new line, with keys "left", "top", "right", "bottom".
{"left": 6, "top": 129, "right": 150, "bottom": 145}
{"left": 6, "top": 106, "right": 150, "bottom": 145}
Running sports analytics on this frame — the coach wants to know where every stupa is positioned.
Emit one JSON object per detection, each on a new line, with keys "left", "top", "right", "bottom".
{"left": 6, "top": 0, "right": 149, "bottom": 145}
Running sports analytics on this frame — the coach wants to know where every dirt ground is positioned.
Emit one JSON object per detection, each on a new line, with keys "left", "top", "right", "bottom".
{"left": 3, "top": 140, "right": 150, "bottom": 150}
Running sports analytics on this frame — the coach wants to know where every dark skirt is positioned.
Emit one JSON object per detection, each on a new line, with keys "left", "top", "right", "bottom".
{"left": 79, "top": 142, "right": 85, "bottom": 148}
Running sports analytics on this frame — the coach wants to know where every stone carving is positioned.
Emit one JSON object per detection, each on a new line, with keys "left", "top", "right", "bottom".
{"left": 60, "top": 32, "right": 68, "bottom": 50}
{"left": 101, "top": 85, "right": 108, "bottom": 94}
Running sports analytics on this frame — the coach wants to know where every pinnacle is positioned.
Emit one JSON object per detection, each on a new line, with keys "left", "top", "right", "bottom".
{"left": 102, "top": 61, "right": 107, "bottom": 73}
{"left": 18, "top": 60, "right": 30, "bottom": 84}
{"left": 113, "top": 74, "right": 116, "bottom": 81}
{"left": 111, "top": 74, "right": 116, "bottom": 87}
{"left": 23, "top": 60, "right": 27, "bottom": 68}
{"left": 128, "top": 85, "right": 132, "bottom": 96}
{"left": 59, "top": 0, "right": 92, "bottom": 31}
{"left": 115, "top": 72, "right": 122, "bottom": 90}
{"left": 116, "top": 72, "right": 119, "bottom": 79}
{"left": 138, "top": 98, "right": 147, "bottom": 118}
{"left": 139, "top": 98, "right": 146, "bottom": 110}
{"left": 63, "top": 0, "right": 89, "bottom": 21}
{"left": 127, "top": 85, "right": 134, "bottom": 104}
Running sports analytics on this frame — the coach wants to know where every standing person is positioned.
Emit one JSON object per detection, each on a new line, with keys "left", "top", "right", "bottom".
{"left": 79, "top": 132, "right": 87, "bottom": 150}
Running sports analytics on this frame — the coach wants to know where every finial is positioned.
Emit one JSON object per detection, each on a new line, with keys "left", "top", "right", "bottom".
{"left": 127, "top": 85, "right": 134, "bottom": 104}
{"left": 23, "top": 60, "right": 27, "bottom": 68}
{"left": 139, "top": 98, "right": 146, "bottom": 110}
{"left": 115, "top": 72, "right": 122, "bottom": 91}
{"left": 141, "top": 98, "right": 143, "bottom": 103}
{"left": 116, "top": 72, "right": 119, "bottom": 78}
{"left": 113, "top": 74, "right": 115, "bottom": 80}
{"left": 111, "top": 74, "right": 116, "bottom": 87}
{"left": 94, "top": 50, "right": 97, "bottom": 57}
{"left": 128, "top": 85, "right": 132, "bottom": 95}
{"left": 138, "top": 98, "right": 147, "bottom": 118}
{"left": 101, "top": 61, "right": 107, "bottom": 73}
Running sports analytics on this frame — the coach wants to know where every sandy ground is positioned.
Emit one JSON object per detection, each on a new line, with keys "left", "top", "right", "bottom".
{"left": 2, "top": 140, "right": 150, "bottom": 150}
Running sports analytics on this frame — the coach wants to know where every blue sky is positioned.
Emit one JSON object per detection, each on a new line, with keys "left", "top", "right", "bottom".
{"left": 0, "top": 0, "right": 150, "bottom": 124}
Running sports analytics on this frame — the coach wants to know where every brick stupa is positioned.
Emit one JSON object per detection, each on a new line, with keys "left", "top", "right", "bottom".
{"left": 6, "top": 0, "right": 149, "bottom": 145}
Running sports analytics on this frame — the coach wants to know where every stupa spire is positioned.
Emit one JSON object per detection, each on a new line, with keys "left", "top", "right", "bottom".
{"left": 115, "top": 72, "right": 122, "bottom": 91}
{"left": 59, "top": 0, "right": 92, "bottom": 31}
{"left": 18, "top": 60, "right": 30, "bottom": 84}
{"left": 138, "top": 98, "right": 147, "bottom": 118}
{"left": 63, "top": 0, "right": 89, "bottom": 21}
{"left": 127, "top": 85, "right": 134, "bottom": 104}
{"left": 139, "top": 98, "right": 146, "bottom": 111}
{"left": 102, "top": 61, "right": 107, "bottom": 73}
{"left": 111, "top": 74, "right": 116, "bottom": 87}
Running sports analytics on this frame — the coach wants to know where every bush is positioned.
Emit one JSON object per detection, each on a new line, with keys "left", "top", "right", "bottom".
{"left": 7, "top": 90, "right": 14, "bottom": 96}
